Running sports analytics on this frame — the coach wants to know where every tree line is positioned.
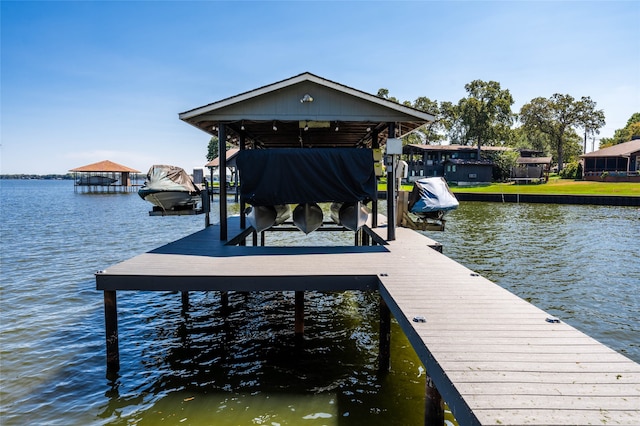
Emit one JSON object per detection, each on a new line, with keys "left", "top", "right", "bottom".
{"left": 378, "top": 81, "right": 639, "bottom": 172}
{"left": 205, "top": 80, "right": 639, "bottom": 174}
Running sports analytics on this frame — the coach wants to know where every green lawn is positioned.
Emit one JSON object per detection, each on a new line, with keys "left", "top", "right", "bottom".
{"left": 379, "top": 177, "right": 640, "bottom": 197}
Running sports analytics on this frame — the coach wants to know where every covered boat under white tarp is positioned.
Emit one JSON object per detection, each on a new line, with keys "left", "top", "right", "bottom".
{"left": 138, "top": 165, "right": 201, "bottom": 211}
{"left": 408, "top": 177, "right": 459, "bottom": 219}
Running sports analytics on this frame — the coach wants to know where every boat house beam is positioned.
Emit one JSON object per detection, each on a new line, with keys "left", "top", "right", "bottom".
{"left": 386, "top": 122, "right": 396, "bottom": 241}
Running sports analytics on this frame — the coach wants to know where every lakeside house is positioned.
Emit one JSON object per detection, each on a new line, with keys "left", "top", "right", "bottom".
{"left": 403, "top": 144, "right": 506, "bottom": 185}
{"left": 580, "top": 138, "right": 640, "bottom": 181}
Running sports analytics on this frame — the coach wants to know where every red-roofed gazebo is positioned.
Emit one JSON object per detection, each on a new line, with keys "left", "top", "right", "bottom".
{"left": 69, "top": 160, "right": 140, "bottom": 192}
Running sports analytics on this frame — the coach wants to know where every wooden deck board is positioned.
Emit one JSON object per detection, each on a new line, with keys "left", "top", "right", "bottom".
{"left": 96, "top": 220, "right": 640, "bottom": 425}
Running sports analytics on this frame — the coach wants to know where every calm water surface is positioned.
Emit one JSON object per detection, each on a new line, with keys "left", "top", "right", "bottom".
{"left": 1, "top": 180, "right": 638, "bottom": 425}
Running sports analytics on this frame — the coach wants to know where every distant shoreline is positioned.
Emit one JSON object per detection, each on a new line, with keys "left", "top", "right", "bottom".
{"left": 0, "top": 174, "right": 75, "bottom": 180}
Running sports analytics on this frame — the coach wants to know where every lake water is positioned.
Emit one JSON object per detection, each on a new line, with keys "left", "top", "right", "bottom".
{"left": 1, "top": 179, "right": 638, "bottom": 425}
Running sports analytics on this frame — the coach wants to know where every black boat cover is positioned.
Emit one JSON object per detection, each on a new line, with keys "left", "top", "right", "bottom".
{"left": 236, "top": 148, "right": 376, "bottom": 206}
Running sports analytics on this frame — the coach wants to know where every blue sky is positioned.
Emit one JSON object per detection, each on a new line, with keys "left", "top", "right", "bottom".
{"left": 1, "top": 1, "right": 638, "bottom": 174}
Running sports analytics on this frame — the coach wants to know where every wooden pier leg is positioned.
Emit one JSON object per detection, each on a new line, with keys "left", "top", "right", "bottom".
{"left": 181, "top": 291, "right": 189, "bottom": 311}
{"left": 104, "top": 290, "right": 119, "bottom": 373}
{"left": 295, "top": 291, "right": 304, "bottom": 336}
{"left": 378, "top": 296, "right": 391, "bottom": 374}
{"left": 424, "top": 375, "right": 444, "bottom": 425}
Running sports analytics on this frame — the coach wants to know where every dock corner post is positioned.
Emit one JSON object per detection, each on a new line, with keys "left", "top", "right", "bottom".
{"left": 378, "top": 296, "right": 391, "bottom": 374}
{"left": 295, "top": 291, "right": 304, "bottom": 337}
{"left": 424, "top": 375, "right": 444, "bottom": 426}
{"left": 104, "top": 290, "right": 120, "bottom": 373}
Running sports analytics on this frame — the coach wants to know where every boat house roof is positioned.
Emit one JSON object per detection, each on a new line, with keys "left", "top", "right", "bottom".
{"left": 179, "top": 72, "right": 434, "bottom": 149}
{"left": 580, "top": 139, "right": 640, "bottom": 158}
{"left": 69, "top": 160, "right": 140, "bottom": 173}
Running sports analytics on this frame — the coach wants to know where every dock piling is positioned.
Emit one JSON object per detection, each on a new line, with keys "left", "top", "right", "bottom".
{"left": 103, "top": 290, "right": 119, "bottom": 373}
{"left": 424, "top": 375, "right": 444, "bottom": 425}
{"left": 378, "top": 296, "right": 391, "bottom": 374}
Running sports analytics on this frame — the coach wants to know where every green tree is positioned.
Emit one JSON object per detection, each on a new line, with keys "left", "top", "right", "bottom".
{"left": 456, "top": 80, "right": 515, "bottom": 158}
{"left": 206, "top": 136, "right": 220, "bottom": 161}
{"left": 492, "top": 149, "right": 520, "bottom": 182}
{"left": 599, "top": 112, "right": 640, "bottom": 148}
{"left": 377, "top": 90, "right": 447, "bottom": 145}
{"left": 519, "top": 94, "right": 605, "bottom": 171}
{"left": 410, "top": 96, "right": 446, "bottom": 144}
{"left": 376, "top": 88, "right": 399, "bottom": 103}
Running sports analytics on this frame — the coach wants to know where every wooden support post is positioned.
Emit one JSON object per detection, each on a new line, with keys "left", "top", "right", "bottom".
{"left": 104, "top": 290, "right": 119, "bottom": 373}
{"left": 260, "top": 232, "right": 265, "bottom": 247}
{"left": 424, "top": 375, "right": 444, "bottom": 425}
{"left": 378, "top": 296, "right": 391, "bottom": 374}
{"left": 397, "top": 190, "right": 409, "bottom": 227}
{"left": 181, "top": 291, "right": 189, "bottom": 311}
{"left": 295, "top": 291, "right": 304, "bottom": 336}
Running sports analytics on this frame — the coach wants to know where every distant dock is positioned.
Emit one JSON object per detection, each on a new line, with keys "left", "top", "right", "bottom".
{"left": 96, "top": 218, "right": 640, "bottom": 425}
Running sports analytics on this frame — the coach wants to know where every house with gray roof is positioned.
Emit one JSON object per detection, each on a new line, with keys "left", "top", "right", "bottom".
{"left": 580, "top": 138, "right": 640, "bottom": 181}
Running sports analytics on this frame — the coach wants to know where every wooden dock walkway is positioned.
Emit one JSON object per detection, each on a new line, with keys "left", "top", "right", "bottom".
{"left": 96, "top": 219, "right": 640, "bottom": 425}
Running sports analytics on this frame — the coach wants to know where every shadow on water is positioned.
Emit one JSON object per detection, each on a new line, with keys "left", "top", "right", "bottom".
{"left": 97, "top": 290, "right": 435, "bottom": 426}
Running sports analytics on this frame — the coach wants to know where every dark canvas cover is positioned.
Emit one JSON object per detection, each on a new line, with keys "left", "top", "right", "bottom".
{"left": 236, "top": 148, "right": 376, "bottom": 206}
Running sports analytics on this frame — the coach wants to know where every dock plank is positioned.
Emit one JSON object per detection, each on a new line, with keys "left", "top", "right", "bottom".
{"left": 96, "top": 220, "right": 640, "bottom": 425}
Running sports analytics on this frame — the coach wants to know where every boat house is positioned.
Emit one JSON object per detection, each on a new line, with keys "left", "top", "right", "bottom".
{"left": 580, "top": 138, "right": 640, "bottom": 181}
{"left": 69, "top": 160, "right": 140, "bottom": 192}
{"left": 180, "top": 72, "right": 434, "bottom": 240}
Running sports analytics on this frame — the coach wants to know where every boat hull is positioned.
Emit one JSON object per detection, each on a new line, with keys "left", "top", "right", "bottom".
{"left": 293, "top": 203, "right": 323, "bottom": 234}
{"left": 331, "top": 201, "right": 370, "bottom": 231}
{"left": 139, "top": 190, "right": 199, "bottom": 211}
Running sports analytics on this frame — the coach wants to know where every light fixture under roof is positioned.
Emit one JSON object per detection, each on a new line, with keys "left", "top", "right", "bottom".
{"left": 304, "top": 121, "right": 309, "bottom": 131}
{"left": 300, "top": 94, "right": 313, "bottom": 103}
{"left": 240, "top": 120, "right": 245, "bottom": 131}
{"left": 272, "top": 121, "right": 278, "bottom": 131}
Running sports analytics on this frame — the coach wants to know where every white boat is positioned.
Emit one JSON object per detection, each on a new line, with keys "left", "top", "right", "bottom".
{"left": 330, "top": 201, "right": 370, "bottom": 231}
{"left": 138, "top": 165, "right": 201, "bottom": 211}
{"left": 293, "top": 203, "right": 323, "bottom": 234}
